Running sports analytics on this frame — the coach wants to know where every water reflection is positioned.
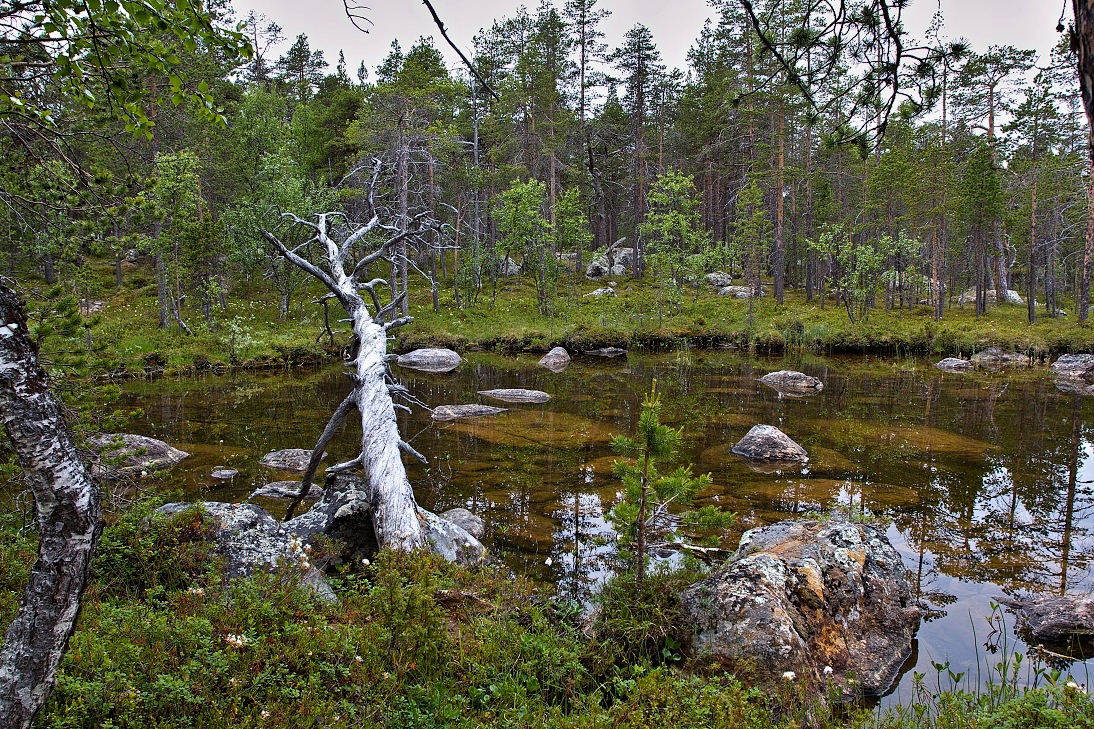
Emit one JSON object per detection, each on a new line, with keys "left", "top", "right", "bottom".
{"left": 117, "top": 352, "right": 1094, "bottom": 694}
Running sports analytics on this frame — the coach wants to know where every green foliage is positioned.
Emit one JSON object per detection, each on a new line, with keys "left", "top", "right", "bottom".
{"left": 641, "top": 169, "right": 710, "bottom": 313}
{"left": 494, "top": 178, "right": 561, "bottom": 316}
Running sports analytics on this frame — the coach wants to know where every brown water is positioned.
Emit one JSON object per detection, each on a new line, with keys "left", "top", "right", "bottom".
{"left": 117, "top": 351, "right": 1094, "bottom": 696}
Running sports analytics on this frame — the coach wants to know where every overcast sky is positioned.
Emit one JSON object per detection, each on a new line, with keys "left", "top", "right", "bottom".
{"left": 237, "top": 0, "right": 1063, "bottom": 82}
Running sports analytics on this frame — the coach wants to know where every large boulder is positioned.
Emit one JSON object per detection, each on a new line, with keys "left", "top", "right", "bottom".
{"left": 1050, "top": 354, "right": 1094, "bottom": 378}
{"left": 957, "top": 288, "right": 1026, "bottom": 306}
{"left": 706, "top": 271, "right": 734, "bottom": 288}
{"left": 498, "top": 257, "right": 521, "bottom": 276}
{"left": 971, "top": 347, "right": 1029, "bottom": 369}
{"left": 432, "top": 404, "right": 507, "bottom": 421}
{"left": 731, "top": 425, "right": 808, "bottom": 463}
{"left": 759, "top": 370, "right": 823, "bottom": 394}
{"left": 441, "top": 507, "right": 486, "bottom": 541}
{"left": 477, "top": 388, "right": 551, "bottom": 404}
{"left": 259, "top": 448, "right": 320, "bottom": 471}
{"left": 155, "top": 502, "right": 335, "bottom": 601}
{"left": 681, "top": 520, "right": 921, "bottom": 696}
{"left": 537, "top": 347, "right": 572, "bottom": 373}
{"left": 89, "top": 433, "right": 190, "bottom": 479}
{"left": 935, "top": 358, "right": 972, "bottom": 373}
{"left": 396, "top": 348, "right": 463, "bottom": 373}
{"left": 718, "top": 285, "right": 765, "bottom": 299}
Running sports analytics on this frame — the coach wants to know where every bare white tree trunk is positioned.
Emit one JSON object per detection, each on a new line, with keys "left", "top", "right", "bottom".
{"left": 0, "top": 285, "right": 102, "bottom": 729}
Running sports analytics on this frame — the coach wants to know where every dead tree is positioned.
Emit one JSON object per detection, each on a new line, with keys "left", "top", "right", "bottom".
{"left": 0, "top": 284, "right": 102, "bottom": 729}
{"left": 260, "top": 162, "right": 432, "bottom": 551}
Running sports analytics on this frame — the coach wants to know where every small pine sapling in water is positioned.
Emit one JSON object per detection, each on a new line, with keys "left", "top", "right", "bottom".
{"left": 608, "top": 380, "right": 734, "bottom": 586}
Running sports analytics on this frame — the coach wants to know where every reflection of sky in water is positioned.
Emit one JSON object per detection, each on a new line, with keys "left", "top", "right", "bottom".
{"left": 116, "top": 352, "right": 1094, "bottom": 700}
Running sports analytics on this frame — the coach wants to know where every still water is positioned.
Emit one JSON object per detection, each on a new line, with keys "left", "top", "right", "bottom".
{"left": 117, "top": 351, "right": 1094, "bottom": 696}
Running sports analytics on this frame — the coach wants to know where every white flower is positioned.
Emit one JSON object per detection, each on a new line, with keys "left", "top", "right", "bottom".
{"left": 187, "top": 586, "right": 205, "bottom": 596}
{"left": 354, "top": 655, "right": 363, "bottom": 663}
{"left": 225, "top": 633, "right": 248, "bottom": 648}
{"left": 361, "top": 558, "right": 370, "bottom": 566}
{"left": 260, "top": 709, "right": 270, "bottom": 719}
{"left": 823, "top": 665, "right": 834, "bottom": 676}
{"left": 782, "top": 671, "right": 796, "bottom": 681}
{"left": 1066, "top": 680, "right": 1086, "bottom": 693}
{"left": 544, "top": 557, "right": 553, "bottom": 566}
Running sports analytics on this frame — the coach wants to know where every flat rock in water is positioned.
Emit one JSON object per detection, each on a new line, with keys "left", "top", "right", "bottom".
{"left": 89, "top": 433, "right": 190, "bottom": 478}
{"left": 935, "top": 357, "right": 972, "bottom": 373}
{"left": 250, "top": 481, "right": 323, "bottom": 502}
{"left": 971, "top": 346, "right": 1029, "bottom": 369}
{"left": 260, "top": 448, "right": 321, "bottom": 471}
{"left": 211, "top": 468, "right": 239, "bottom": 480}
{"left": 680, "top": 520, "right": 921, "bottom": 696}
{"left": 432, "top": 404, "right": 507, "bottom": 421}
{"left": 477, "top": 388, "right": 551, "bottom": 404}
{"left": 441, "top": 507, "right": 486, "bottom": 540}
{"left": 1001, "top": 594, "right": 1094, "bottom": 645}
{"left": 396, "top": 348, "right": 463, "bottom": 373}
{"left": 537, "top": 347, "right": 571, "bottom": 372}
{"left": 731, "top": 424, "right": 808, "bottom": 462}
{"left": 759, "top": 370, "right": 823, "bottom": 393}
{"left": 583, "top": 347, "right": 627, "bottom": 358}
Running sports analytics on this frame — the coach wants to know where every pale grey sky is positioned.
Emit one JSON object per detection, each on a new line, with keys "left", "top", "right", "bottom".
{"left": 237, "top": 0, "right": 1062, "bottom": 82}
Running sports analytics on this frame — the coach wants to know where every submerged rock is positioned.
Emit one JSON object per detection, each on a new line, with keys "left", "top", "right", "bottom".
{"left": 731, "top": 424, "right": 808, "bottom": 463}
{"left": 211, "top": 468, "right": 239, "bottom": 480}
{"left": 680, "top": 520, "right": 921, "bottom": 696}
{"left": 396, "top": 348, "right": 463, "bottom": 373}
{"left": 759, "top": 370, "right": 823, "bottom": 393}
{"left": 260, "top": 448, "right": 320, "bottom": 471}
{"left": 583, "top": 347, "right": 627, "bottom": 358}
{"left": 935, "top": 357, "right": 972, "bottom": 373}
{"left": 477, "top": 388, "right": 551, "bottom": 404}
{"left": 432, "top": 404, "right": 507, "bottom": 421}
{"left": 155, "top": 502, "right": 335, "bottom": 601}
{"left": 971, "top": 346, "right": 1029, "bottom": 369}
{"left": 89, "top": 433, "right": 190, "bottom": 478}
{"left": 250, "top": 481, "right": 324, "bottom": 502}
{"left": 537, "top": 347, "right": 572, "bottom": 372}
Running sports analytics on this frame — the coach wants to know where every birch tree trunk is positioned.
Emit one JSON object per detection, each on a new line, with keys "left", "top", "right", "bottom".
{"left": 0, "top": 285, "right": 102, "bottom": 729}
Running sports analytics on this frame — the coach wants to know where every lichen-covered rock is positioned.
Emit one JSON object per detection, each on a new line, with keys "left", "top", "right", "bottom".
{"left": 1051, "top": 354, "right": 1094, "bottom": 378}
{"left": 759, "top": 370, "right": 823, "bottom": 393}
{"left": 419, "top": 508, "right": 488, "bottom": 565}
{"left": 1001, "top": 594, "right": 1094, "bottom": 645}
{"left": 680, "top": 520, "right": 921, "bottom": 696}
{"left": 958, "top": 288, "right": 1025, "bottom": 306}
{"left": 477, "top": 388, "right": 551, "bottom": 404}
{"left": 537, "top": 347, "right": 571, "bottom": 373}
{"left": 155, "top": 502, "right": 335, "bottom": 601}
{"left": 498, "top": 257, "right": 521, "bottom": 276}
{"left": 89, "top": 433, "right": 190, "bottom": 479}
{"left": 441, "top": 507, "right": 486, "bottom": 540}
{"left": 718, "top": 285, "right": 765, "bottom": 299}
{"left": 731, "top": 425, "right": 808, "bottom": 462}
{"left": 971, "top": 347, "right": 1029, "bottom": 369}
{"left": 585, "top": 287, "right": 617, "bottom": 297}
{"left": 260, "top": 448, "right": 321, "bottom": 471}
{"left": 395, "top": 348, "right": 463, "bottom": 373}
{"left": 432, "top": 404, "right": 507, "bottom": 421}
{"left": 211, "top": 468, "right": 239, "bottom": 480}
{"left": 935, "top": 358, "right": 973, "bottom": 373}
{"left": 706, "top": 271, "right": 734, "bottom": 288}
{"left": 583, "top": 346, "right": 627, "bottom": 358}
{"left": 250, "top": 481, "right": 324, "bottom": 502}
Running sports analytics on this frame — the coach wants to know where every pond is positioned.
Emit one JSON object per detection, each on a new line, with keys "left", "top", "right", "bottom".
{"left": 115, "top": 350, "right": 1094, "bottom": 698}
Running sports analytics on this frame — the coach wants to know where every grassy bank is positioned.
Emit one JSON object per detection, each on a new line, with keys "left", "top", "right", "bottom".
{"left": 1, "top": 500, "right": 1091, "bottom": 729}
{"left": 27, "top": 255, "right": 1094, "bottom": 378}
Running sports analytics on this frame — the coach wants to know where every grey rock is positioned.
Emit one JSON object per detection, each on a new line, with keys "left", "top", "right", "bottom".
{"left": 1053, "top": 378, "right": 1094, "bottom": 396}
{"left": 441, "top": 507, "right": 486, "bottom": 540}
{"left": 498, "top": 257, "right": 521, "bottom": 276}
{"left": 935, "top": 357, "right": 973, "bottom": 373}
{"left": 477, "top": 388, "right": 551, "bottom": 404}
{"left": 250, "top": 481, "right": 324, "bottom": 501}
{"left": 396, "top": 348, "right": 463, "bottom": 373}
{"left": 957, "top": 288, "right": 1026, "bottom": 306}
{"left": 89, "top": 433, "right": 190, "bottom": 478}
{"left": 706, "top": 271, "right": 734, "bottom": 288}
{"left": 585, "top": 287, "right": 617, "bottom": 297}
{"left": 211, "top": 468, "right": 239, "bottom": 480}
{"left": 432, "top": 404, "right": 507, "bottom": 421}
{"left": 419, "top": 508, "right": 489, "bottom": 566}
{"left": 1001, "top": 594, "right": 1094, "bottom": 644}
{"left": 681, "top": 520, "right": 921, "bottom": 696}
{"left": 583, "top": 347, "right": 627, "bottom": 358}
{"left": 537, "top": 347, "right": 571, "bottom": 373}
{"left": 971, "top": 346, "right": 1029, "bottom": 369}
{"left": 155, "top": 502, "right": 335, "bottom": 602}
{"left": 1050, "top": 354, "right": 1094, "bottom": 377}
{"left": 759, "top": 370, "right": 823, "bottom": 393}
{"left": 260, "top": 448, "right": 321, "bottom": 471}
{"left": 731, "top": 424, "right": 808, "bottom": 462}
{"left": 718, "top": 285, "right": 765, "bottom": 299}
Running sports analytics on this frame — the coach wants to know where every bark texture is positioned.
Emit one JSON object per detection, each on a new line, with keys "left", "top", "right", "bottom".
{"left": 0, "top": 285, "right": 102, "bottom": 729}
